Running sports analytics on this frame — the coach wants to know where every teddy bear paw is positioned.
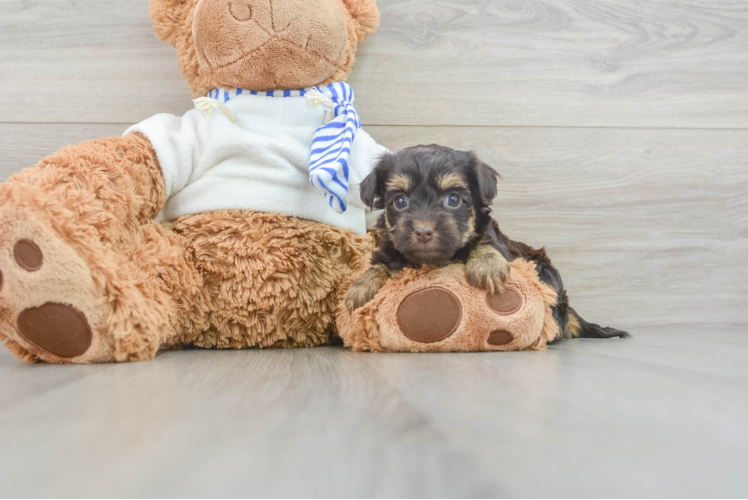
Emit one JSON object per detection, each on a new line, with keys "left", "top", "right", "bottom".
{"left": 0, "top": 209, "right": 109, "bottom": 363}
{"left": 395, "top": 285, "right": 526, "bottom": 349}
{"left": 339, "top": 262, "right": 554, "bottom": 353}
{"left": 484, "top": 286, "right": 524, "bottom": 346}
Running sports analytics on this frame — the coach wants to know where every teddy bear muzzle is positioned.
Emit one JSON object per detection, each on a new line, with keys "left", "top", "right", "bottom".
{"left": 193, "top": 0, "right": 349, "bottom": 91}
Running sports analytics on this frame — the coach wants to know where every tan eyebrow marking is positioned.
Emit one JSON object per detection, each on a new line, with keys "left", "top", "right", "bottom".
{"left": 437, "top": 173, "right": 467, "bottom": 191}
{"left": 386, "top": 174, "right": 410, "bottom": 192}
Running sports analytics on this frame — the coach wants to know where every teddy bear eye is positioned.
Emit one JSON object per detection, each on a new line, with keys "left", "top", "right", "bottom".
{"left": 229, "top": 2, "right": 252, "bottom": 22}
{"left": 394, "top": 195, "right": 409, "bottom": 210}
{"left": 445, "top": 194, "right": 462, "bottom": 208}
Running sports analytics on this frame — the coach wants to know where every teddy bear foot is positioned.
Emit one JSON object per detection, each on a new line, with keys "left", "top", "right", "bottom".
{"left": 395, "top": 285, "right": 526, "bottom": 348}
{"left": 0, "top": 208, "right": 113, "bottom": 364}
{"left": 337, "top": 260, "right": 560, "bottom": 353}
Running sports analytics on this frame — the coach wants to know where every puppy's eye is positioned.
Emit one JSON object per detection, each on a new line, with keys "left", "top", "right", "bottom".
{"left": 394, "top": 195, "right": 409, "bottom": 210}
{"left": 445, "top": 194, "right": 462, "bottom": 208}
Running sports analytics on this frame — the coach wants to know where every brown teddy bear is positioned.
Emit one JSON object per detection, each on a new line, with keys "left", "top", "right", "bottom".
{"left": 0, "top": 0, "right": 595, "bottom": 363}
{"left": 0, "top": 0, "right": 384, "bottom": 363}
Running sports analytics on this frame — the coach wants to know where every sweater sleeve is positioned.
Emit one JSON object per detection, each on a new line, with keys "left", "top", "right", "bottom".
{"left": 123, "top": 111, "right": 208, "bottom": 200}
{"left": 348, "top": 129, "right": 390, "bottom": 229}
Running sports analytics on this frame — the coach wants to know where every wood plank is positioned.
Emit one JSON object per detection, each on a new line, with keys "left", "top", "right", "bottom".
{"left": 0, "top": 351, "right": 110, "bottom": 409}
{"left": 0, "top": 326, "right": 746, "bottom": 497}
{"left": 1, "top": 0, "right": 747, "bottom": 127}
{"left": 358, "top": 325, "right": 748, "bottom": 497}
{"left": 356, "top": 0, "right": 748, "bottom": 128}
{"left": 0, "top": 0, "right": 193, "bottom": 125}
{"left": 0, "top": 347, "right": 497, "bottom": 498}
{"left": 2, "top": 123, "right": 745, "bottom": 329}
{"left": 0, "top": 124, "right": 128, "bottom": 180}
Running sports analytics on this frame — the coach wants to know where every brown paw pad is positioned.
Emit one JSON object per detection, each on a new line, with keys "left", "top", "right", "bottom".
{"left": 487, "top": 287, "right": 522, "bottom": 315}
{"left": 14, "top": 239, "right": 43, "bottom": 272}
{"left": 397, "top": 287, "right": 462, "bottom": 344}
{"left": 487, "top": 329, "right": 514, "bottom": 346}
{"left": 17, "top": 302, "right": 92, "bottom": 358}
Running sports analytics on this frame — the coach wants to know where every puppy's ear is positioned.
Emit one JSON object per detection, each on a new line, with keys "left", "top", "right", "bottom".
{"left": 360, "top": 153, "right": 395, "bottom": 209}
{"left": 474, "top": 157, "right": 500, "bottom": 206}
{"left": 359, "top": 171, "right": 378, "bottom": 209}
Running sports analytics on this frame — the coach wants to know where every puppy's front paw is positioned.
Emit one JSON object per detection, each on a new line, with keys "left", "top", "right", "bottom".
{"left": 345, "top": 281, "right": 379, "bottom": 313}
{"left": 345, "top": 265, "right": 392, "bottom": 313}
{"left": 466, "top": 247, "right": 510, "bottom": 294}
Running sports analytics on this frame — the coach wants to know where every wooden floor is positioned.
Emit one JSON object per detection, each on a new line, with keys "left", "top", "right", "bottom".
{"left": 0, "top": 326, "right": 747, "bottom": 497}
{"left": 1, "top": 0, "right": 747, "bottom": 497}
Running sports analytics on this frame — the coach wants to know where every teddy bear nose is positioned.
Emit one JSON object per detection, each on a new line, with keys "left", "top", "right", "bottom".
{"left": 229, "top": 2, "right": 252, "bottom": 21}
{"left": 415, "top": 227, "right": 435, "bottom": 243}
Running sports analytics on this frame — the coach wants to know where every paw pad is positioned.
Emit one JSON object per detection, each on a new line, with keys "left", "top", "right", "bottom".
{"left": 487, "top": 287, "right": 522, "bottom": 315}
{"left": 397, "top": 287, "right": 462, "bottom": 343}
{"left": 14, "top": 239, "right": 43, "bottom": 272}
{"left": 487, "top": 329, "right": 514, "bottom": 346}
{"left": 17, "top": 302, "right": 92, "bottom": 358}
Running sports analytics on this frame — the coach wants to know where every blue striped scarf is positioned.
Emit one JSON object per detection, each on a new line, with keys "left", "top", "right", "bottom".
{"left": 204, "top": 83, "right": 360, "bottom": 214}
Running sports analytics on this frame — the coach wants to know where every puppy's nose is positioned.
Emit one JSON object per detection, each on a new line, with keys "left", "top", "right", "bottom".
{"left": 415, "top": 227, "right": 435, "bottom": 243}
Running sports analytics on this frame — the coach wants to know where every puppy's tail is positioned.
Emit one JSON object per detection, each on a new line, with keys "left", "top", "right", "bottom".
{"left": 567, "top": 307, "right": 629, "bottom": 339}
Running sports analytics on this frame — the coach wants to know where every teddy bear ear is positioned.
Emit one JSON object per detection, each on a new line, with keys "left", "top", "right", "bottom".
{"left": 149, "top": 0, "right": 192, "bottom": 46}
{"left": 341, "top": 0, "right": 381, "bottom": 42}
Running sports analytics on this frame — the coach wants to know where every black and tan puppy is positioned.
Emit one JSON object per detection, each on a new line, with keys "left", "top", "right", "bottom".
{"left": 346, "top": 144, "right": 627, "bottom": 342}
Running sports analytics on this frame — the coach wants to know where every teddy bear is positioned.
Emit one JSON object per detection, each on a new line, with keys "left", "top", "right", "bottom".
{"left": 0, "top": 0, "right": 582, "bottom": 364}
{"left": 0, "top": 0, "right": 385, "bottom": 363}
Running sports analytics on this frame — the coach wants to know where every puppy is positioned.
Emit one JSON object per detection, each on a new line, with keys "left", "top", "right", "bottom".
{"left": 346, "top": 144, "right": 627, "bottom": 342}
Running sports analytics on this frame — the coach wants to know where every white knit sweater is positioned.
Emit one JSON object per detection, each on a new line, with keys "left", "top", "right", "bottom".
{"left": 125, "top": 92, "right": 388, "bottom": 234}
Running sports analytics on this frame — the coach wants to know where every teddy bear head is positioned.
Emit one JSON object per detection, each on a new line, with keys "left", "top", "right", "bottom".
{"left": 149, "top": 0, "right": 380, "bottom": 96}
